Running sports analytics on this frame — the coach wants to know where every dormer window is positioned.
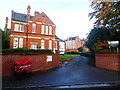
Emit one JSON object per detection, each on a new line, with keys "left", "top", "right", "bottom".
{"left": 32, "top": 23, "right": 36, "bottom": 33}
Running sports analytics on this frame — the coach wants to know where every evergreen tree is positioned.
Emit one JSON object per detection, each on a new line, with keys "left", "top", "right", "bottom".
{"left": 0, "top": 29, "right": 10, "bottom": 49}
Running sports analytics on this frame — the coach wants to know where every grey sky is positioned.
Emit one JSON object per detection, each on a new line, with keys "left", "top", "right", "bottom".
{"left": 0, "top": 0, "right": 94, "bottom": 39}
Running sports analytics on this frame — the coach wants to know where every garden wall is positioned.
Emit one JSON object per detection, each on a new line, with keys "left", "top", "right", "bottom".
{"left": 2, "top": 54, "right": 60, "bottom": 77}
{"left": 95, "top": 54, "right": 120, "bottom": 71}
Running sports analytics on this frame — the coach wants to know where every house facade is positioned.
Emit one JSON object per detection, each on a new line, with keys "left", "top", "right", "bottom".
{"left": 65, "top": 36, "right": 85, "bottom": 52}
{"left": 9, "top": 5, "right": 59, "bottom": 53}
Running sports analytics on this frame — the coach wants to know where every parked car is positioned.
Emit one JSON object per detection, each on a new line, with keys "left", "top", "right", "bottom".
{"left": 60, "top": 51, "right": 65, "bottom": 55}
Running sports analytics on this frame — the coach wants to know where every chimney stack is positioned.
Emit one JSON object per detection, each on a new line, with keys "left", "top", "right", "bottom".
{"left": 4, "top": 17, "right": 8, "bottom": 33}
{"left": 27, "top": 5, "right": 31, "bottom": 20}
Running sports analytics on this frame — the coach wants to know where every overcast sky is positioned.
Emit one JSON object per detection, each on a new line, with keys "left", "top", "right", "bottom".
{"left": 0, "top": 0, "right": 95, "bottom": 39}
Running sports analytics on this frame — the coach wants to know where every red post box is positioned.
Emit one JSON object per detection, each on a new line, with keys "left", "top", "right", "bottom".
{"left": 14, "top": 59, "right": 32, "bottom": 78}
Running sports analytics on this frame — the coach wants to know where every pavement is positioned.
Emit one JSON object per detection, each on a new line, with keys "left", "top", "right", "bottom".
{"left": 2, "top": 56, "right": 120, "bottom": 89}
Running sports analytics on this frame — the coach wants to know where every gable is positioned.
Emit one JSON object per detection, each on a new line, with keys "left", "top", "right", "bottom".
{"left": 30, "top": 12, "right": 55, "bottom": 25}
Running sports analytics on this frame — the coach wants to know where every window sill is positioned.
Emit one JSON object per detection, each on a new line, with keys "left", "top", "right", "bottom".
{"left": 32, "top": 32, "right": 36, "bottom": 33}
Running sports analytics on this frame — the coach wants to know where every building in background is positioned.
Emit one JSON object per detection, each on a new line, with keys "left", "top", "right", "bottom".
{"left": 55, "top": 36, "right": 65, "bottom": 54}
{"left": 65, "top": 36, "right": 85, "bottom": 52}
{"left": 9, "top": 5, "right": 58, "bottom": 53}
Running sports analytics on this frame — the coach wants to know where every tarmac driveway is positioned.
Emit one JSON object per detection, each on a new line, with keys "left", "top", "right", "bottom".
{"left": 2, "top": 56, "right": 119, "bottom": 88}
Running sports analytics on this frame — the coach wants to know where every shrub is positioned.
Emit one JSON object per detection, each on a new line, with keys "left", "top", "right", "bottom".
{"left": 94, "top": 41, "right": 120, "bottom": 54}
{"left": 78, "top": 47, "right": 83, "bottom": 52}
{"left": 2, "top": 48, "right": 54, "bottom": 55}
{"left": 1, "top": 30, "right": 10, "bottom": 49}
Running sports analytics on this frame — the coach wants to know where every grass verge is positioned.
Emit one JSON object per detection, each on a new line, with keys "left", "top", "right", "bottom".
{"left": 60, "top": 54, "right": 73, "bottom": 60}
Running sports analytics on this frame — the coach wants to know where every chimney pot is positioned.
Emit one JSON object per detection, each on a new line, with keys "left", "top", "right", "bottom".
{"left": 27, "top": 5, "right": 31, "bottom": 20}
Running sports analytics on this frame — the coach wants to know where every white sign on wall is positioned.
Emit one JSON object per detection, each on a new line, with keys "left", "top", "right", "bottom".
{"left": 47, "top": 56, "right": 52, "bottom": 62}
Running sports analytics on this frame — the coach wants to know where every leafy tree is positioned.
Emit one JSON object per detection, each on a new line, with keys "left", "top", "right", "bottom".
{"left": 89, "top": 1, "right": 120, "bottom": 32}
{"left": 1, "top": 29, "right": 10, "bottom": 49}
{"left": 78, "top": 47, "right": 83, "bottom": 52}
{"left": 89, "top": 0, "right": 120, "bottom": 50}
{"left": 86, "top": 27, "right": 111, "bottom": 54}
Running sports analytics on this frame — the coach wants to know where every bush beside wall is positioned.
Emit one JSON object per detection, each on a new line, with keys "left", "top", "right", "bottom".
{"left": 2, "top": 49, "right": 54, "bottom": 55}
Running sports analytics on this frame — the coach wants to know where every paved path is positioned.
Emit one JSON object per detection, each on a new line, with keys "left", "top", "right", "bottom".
{"left": 2, "top": 56, "right": 119, "bottom": 88}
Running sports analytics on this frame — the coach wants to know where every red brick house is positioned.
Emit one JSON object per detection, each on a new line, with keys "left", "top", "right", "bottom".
{"left": 9, "top": 5, "right": 59, "bottom": 52}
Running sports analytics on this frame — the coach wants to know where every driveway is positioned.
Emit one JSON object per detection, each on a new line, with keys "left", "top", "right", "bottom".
{"left": 2, "top": 56, "right": 119, "bottom": 88}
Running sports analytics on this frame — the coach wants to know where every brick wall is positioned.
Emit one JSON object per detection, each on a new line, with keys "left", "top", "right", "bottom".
{"left": 2, "top": 54, "right": 60, "bottom": 77}
{"left": 65, "top": 49, "right": 78, "bottom": 52}
{"left": 95, "top": 54, "right": 120, "bottom": 71}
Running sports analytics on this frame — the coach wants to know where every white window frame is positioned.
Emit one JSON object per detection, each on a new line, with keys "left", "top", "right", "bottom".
{"left": 14, "top": 24, "right": 19, "bottom": 31}
{"left": 30, "top": 44, "right": 37, "bottom": 49}
{"left": 13, "top": 37, "right": 18, "bottom": 48}
{"left": 32, "top": 23, "right": 36, "bottom": 33}
{"left": 49, "top": 40, "right": 52, "bottom": 49}
{"left": 46, "top": 25, "right": 48, "bottom": 35}
{"left": 19, "top": 38, "right": 23, "bottom": 48}
{"left": 20, "top": 24, "right": 24, "bottom": 32}
{"left": 41, "top": 24, "right": 44, "bottom": 34}
{"left": 41, "top": 40, "right": 44, "bottom": 49}
{"left": 55, "top": 41, "right": 57, "bottom": 50}
{"left": 49, "top": 26, "right": 52, "bottom": 35}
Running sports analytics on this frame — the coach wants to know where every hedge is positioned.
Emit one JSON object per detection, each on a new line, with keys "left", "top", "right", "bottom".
{"left": 2, "top": 48, "right": 54, "bottom": 55}
{"left": 66, "top": 52, "right": 80, "bottom": 54}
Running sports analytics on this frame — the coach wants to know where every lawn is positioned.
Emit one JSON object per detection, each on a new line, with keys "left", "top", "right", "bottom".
{"left": 60, "top": 54, "right": 80, "bottom": 60}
